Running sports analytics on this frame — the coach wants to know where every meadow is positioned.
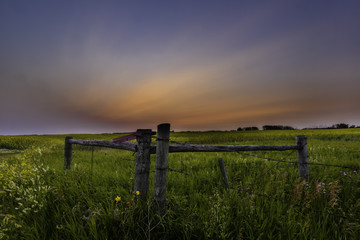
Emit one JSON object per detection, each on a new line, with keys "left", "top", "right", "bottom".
{"left": 1, "top": 128, "right": 360, "bottom": 239}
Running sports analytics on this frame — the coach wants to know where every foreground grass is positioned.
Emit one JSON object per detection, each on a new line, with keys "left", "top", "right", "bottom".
{"left": 1, "top": 129, "right": 360, "bottom": 239}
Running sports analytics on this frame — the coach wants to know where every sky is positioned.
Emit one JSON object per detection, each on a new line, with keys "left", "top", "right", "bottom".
{"left": 1, "top": 0, "right": 360, "bottom": 135}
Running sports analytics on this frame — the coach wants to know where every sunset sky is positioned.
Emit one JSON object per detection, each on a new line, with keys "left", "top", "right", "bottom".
{"left": 1, "top": 0, "right": 360, "bottom": 135}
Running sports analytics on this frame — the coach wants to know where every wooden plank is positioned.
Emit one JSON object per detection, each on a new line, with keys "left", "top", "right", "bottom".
{"left": 134, "top": 129, "right": 152, "bottom": 200}
{"left": 218, "top": 158, "right": 230, "bottom": 190}
{"left": 64, "top": 136, "right": 73, "bottom": 169}
{"left": 153, "top": 123, "right": 170, "bottom": 212}
{"left": 70, "top": 140, "right": 297, "bottom": 154}
{"left": 297, "top": 135, "right": 309, "bottom": 181}
{"left": 149, "top": 144, "right": 299, "bottom": 153}
{"left": 69, "top": 139, "right": 137, "bottom": 152}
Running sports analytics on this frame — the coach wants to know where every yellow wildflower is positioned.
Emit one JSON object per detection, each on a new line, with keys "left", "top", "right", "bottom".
{"left": 136, "top": 191, "right": 140, "bottom": 196}
{"left": 115, "top": 196, "right": 121, "bottom": 202}
{"left": 56, "top": 224, "right": 63, "bottom": 230}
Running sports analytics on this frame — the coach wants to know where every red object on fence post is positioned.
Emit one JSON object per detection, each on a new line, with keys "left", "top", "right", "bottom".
{"left": 113, "top": 131, "right": 156, "bottom": 143}
{"left": 112, "top": 134, "right": 137, "bottom": 143}
{"left": 153, "top": 123, "right": 171, "bottom": 213}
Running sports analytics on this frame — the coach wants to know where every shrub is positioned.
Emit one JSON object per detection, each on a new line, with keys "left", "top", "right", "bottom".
{"left": 331, "top": 123, "right": 349, "bottom": 129}
{"left": 244, "top": 127, "right": 259, "bottom": 131}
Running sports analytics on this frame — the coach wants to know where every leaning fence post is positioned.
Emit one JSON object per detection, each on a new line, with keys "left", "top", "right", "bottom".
{"left": 153, "top": 123, "right": 170, "bottom": 212}
{"left": 297, "top": 135, "right": 309, "bottom": 181}
{"left": 218, "top": 158, "right": 230, "bottom": 190}
{"left": 64, "top": 136, "right": 73, "bottom": 169}
{"left": 134, "top": 129, "right": 152, "bottom": 200}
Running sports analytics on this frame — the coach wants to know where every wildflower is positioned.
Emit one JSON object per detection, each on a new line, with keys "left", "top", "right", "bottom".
{"left": 115, "top": 196, "right": 121, "bottom": 202}
{"left": 56, "top": 224, "right": 63, "bottom": 230}
{"left": 322, "top": 183, "right": 325, "bottom": 186}
{"left": 136, "top": 191, "right": 140, "bottom": 196}
{"left": 344, "top": 172, "right": 347, "bottom": 176}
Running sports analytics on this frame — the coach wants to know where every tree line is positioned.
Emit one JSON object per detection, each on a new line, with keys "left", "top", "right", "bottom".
{"left": 237, "top": 123, "right": 360, "bottom": 131}
{"left": 304, "top": 123, "right": 359, "bottom": 130}
{"left": 237, "top": 125, "right": 295, "bottom": 131}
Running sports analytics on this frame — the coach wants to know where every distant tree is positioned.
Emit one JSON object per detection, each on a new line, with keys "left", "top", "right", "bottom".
{"left": 263, "top": 125, "right": 278, "bottom": 130}
{"left": 263, "top": 125, "right": 294, "bottom": 130}
{"left": 244, "top": 127, "right": 259, "bottom": 131}
{"left": 263, "top": 125, "right": 269, "bottom": 130}
{"left": 350, "top": 125, "right": 356, "bottom": 128}
{"left": 331, "top": 123, "right": 349, "bottom": 129}
{"left": 237, "top": 127, "right": 243, "bottom": 131}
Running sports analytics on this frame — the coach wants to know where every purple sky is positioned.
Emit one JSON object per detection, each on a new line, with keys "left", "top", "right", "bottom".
{"left": 1, "top": 0, "right": 360, "bottom": 135}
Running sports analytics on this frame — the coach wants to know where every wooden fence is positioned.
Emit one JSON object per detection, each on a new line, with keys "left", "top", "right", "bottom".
{"left": 64, "top": 123, "right": 308, "bottom": 212}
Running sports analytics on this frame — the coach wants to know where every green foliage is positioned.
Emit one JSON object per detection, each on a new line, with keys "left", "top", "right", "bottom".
{"left": 1, "top": 129, "right": 360, "bottom": 239}
{"left": 331, "top": 123, "right": 349, "bottom": 129}
{"left": 0, "top": 147, "right": 52, "bottom": 239}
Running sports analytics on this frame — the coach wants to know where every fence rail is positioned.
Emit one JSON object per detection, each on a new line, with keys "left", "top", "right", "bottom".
{"left": 69, "top": 139, "right": 137, "bottom": 152}
{"left": 166, "top": 143, "right": 299, "bottom": 153}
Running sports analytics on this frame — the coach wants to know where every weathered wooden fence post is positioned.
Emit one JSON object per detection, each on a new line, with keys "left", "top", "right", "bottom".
{"left": 64, "top": 136, "right": 73, "bottom": 169}
{"left": 134, "top": 129, "right": 152, "bottom": 200}
{"left": 153, "top": 123, "right": 170, "bottom": 212}
{"left": 297, "top": 135, "right": 309, "bottom": 181}
{"left": 218, "top": 158, "right": 230, "bottom": 190}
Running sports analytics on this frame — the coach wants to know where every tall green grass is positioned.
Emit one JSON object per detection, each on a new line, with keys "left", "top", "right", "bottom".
{"left": 1, "top": 129, "right": 360, "bottom": 239}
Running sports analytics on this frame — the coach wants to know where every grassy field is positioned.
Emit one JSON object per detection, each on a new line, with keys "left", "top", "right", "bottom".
{"left": 1, "top": 129, "right": 360, "bottom": 239}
